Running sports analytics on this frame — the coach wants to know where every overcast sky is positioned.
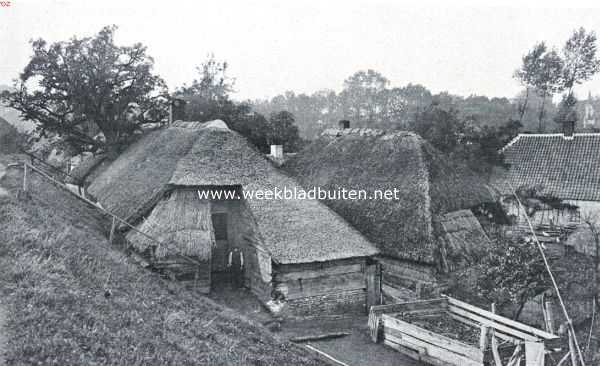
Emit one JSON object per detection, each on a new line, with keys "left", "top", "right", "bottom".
{"left": 3, "top": 1, "right": 600, "bottom": 101}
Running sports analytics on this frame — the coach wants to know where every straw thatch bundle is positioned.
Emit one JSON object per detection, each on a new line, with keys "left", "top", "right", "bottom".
{"left": 284, "top": 128, "right": 495, "bottom": 264}
{"left": 434, "top": 209, "right": 492, "bottom": 271}
{"left": 88, "top": 120, "right": 378, "bottom": 265}
{"left": 126, "top": 189, "right": 214, "bottom": 260}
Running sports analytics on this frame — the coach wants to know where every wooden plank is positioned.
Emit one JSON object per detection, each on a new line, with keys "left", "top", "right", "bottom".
{"left": 445, "top": 296, "right": 558, "bottom": 340}
{"left": 274, "top": 264, "right": 363, "bottom": 281}
{"left": 371, "top": 298, "right": 447, "bottom": 315}
{"left": 304, "top": 344, "right": 349, "bottom": 366}
{"left": 381, "top": 283, "right": 416, "bottom": 303}
{"left": 384, "top": 334, "right": 481, "bottom": 366}
{"left": 448, "top": 305, "right": 540, "bottom": 342}
{"left": 365, "top": 263, "right": 381, "bottom": 311}
{"left": 382, "top": 314, "right": 483, "bottom": 362}
{"left": 276, "top": 258, "right": 364, "bottom": 273}
{"left": 368, "top": 311, "right": 380, "bottom": 342}
{"left": 382, "top": 339, "right": 422, "bottom": 361}
{"left": 280, "top": 272, "right": 365, "bottom": 299}
{"left": 448, "top": 312, "right": 520, "bottom": 345}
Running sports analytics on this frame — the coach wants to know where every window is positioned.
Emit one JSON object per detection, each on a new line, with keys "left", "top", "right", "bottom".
{"left": 211, "top": 213, "right": 228, "bottom": 240}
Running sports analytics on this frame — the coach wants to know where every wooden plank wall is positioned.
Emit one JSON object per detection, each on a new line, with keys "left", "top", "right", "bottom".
{"left": 381, "top": 313, "right": 483, "bottom": 366}
{"left": 378, "top": 257, "right": 437, "bottom": 303}
{"left": 273, "top": 258, "right": 371, "bottom": 317}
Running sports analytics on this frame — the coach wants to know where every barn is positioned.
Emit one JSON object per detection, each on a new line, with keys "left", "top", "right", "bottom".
{"left": 284, "top": 125, "right": 495, "bottom": 303}
{"left": 85, "top": 120, "right": 380, "bottom": 317}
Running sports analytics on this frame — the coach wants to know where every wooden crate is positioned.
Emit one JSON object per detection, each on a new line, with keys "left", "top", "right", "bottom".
{"left": 368, "top": 296, "right": 561, "bottom": 366}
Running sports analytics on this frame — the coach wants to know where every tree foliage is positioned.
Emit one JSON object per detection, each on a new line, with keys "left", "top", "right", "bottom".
{"left": 514, "top": 42, "right": 564, "bottom": 132}
{"left": 562, "top": 28, "right": 600, "bottom": 92}
{"left": 448, "top": 235, "right": 550, "bottom": 321}
{"left": 178, "top": 56, "right": 301, "bottom": 152}
{"left": 1, "top": 25, "right": 168, "bottom": 154}
{"left": 515, "top": 28, "right": 600, "bottom": 131}
{"left": 267, "top": 111, "right": 300, "bottom": 151}
{"left": 475, "top": 237, "right": 550, "bottom": 320}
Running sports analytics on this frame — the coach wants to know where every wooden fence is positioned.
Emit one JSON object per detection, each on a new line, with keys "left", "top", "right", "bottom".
{"left": 368, "top": 296, "right": 561, "bottom": 366}
{"left": 17, "top": 161, "right": 203, "bottom": 269}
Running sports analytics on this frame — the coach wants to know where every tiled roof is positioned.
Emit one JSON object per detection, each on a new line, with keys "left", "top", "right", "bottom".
{"left": 492, "top": 133, "right": 600, "bottom": 201}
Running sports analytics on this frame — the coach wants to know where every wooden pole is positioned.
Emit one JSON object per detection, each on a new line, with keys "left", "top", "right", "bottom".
{"left": 22, "top": 162, "right": 27, "bottom": 192}
{"left": 544, "top": 299, "right": 555, "bottom": 334}
{"left": 490, "top": 303, "right": 504, "bottom": 366}
{"left": 569, "top": 330, "right": 578, "bottom": 366}
{"left": 109, "top": 216, "right": 116, "bottom": 244}
{"left": 479, "top": 324, "right": 489, "bottom": 351}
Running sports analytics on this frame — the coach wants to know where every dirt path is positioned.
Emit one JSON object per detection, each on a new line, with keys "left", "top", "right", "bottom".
{"left": 209, "top": 284, "right": 420, "bottom": 366}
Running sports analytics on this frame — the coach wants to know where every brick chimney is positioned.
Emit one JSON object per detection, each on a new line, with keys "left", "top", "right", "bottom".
{"left": 338, "top": 120, "right": 350, "bottom": 130}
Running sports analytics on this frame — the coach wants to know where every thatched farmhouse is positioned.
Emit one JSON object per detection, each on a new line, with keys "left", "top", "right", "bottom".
{"left": 84, "top": 120, "right": 379, "bottom": 317}
{"left": 284, "top": 125, "right": 495, "bottom": 302}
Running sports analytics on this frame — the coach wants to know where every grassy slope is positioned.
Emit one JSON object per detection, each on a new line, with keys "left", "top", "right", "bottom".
{"left": 0, "top": 155, "right": 323, "bottom": 365}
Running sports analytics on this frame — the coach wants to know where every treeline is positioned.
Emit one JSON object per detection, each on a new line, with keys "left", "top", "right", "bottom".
{"left": 251, "top": 71, "right": 557, "bottom": 140}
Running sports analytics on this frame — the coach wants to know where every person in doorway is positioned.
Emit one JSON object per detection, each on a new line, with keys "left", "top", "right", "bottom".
{"left": 227, "top": 247, "right": 245, "bottom": 288}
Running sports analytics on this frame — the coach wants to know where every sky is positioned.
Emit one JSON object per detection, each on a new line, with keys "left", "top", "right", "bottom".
{"left": 3, "top": 1, "right": 600, "bottom": 101}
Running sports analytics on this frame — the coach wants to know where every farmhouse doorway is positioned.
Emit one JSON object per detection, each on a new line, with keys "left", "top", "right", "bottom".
{"left": 211, "top": 212, "right": 229, "bottom": 272}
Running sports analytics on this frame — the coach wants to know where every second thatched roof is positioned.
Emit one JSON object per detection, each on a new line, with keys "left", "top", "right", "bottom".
{"left": 284, "top": 127, "right": 495, "bottom": 264}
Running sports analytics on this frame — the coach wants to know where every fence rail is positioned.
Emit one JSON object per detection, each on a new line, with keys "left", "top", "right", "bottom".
{"left": 19, "top": 161, "right": 202, "bottom": 267}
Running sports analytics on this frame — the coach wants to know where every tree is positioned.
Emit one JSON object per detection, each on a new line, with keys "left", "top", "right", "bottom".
{"left": 178, "top": 54, "right": 234, "bottom": 103}
{"left": 514, "top": 42, "right": 564, "bottom": 132}
{"left": 562, "top": 28, "right": 600, "bottom": 95}
{"left": 340, "top": 70, "right": 389, "bottom": 125}
{"left": 554, "top": 93, "right": 579, "bottom": 131}
{"left": 410, "top": 99, "right": 465, "bottom": 153}
{"left": 179, "top": 57, "right": 299, "bottom": 152}
{"left": 475, "top": 237, "right": 550, "bottom": 320}
{"left": 1, "top": 25, "right": 168, "bottom": 154}
{"left": 267, "top": 111, "right": 301, "bottom": 151}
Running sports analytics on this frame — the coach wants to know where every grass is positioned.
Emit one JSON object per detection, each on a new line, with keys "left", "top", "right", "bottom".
{"left": 0, "top": 154, "right": 324, "bottom": 365}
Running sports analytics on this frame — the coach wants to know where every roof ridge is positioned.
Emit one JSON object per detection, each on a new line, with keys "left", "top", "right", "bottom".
{"left": 500, "top": 132, "right": 600, "bottom": 152}
{"left": 321, "top": 127, "right": 420, "bottom": 139}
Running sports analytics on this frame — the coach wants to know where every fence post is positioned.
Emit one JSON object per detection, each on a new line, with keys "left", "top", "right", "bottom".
{"left": 22, "top": 163, "right": 28, "bottom": 192}
{"left": 569, "top": 330, "right": 578, "bottom": 366}
{"left": 109, "top": 216, "right": 116, "bottom": 244}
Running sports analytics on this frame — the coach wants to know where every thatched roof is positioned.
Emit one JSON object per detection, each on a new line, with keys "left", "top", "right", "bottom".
{"left": 126, "top": 189, "right": 214, "bottom": 260}
{"left": 434, "top": 209, "right": 492, "bottom": 271}
{"left": 284, "top": 127, "right": 495, "bottom": 264}
{"left": 88, "top": 121, "right": 378, "bottom": 264}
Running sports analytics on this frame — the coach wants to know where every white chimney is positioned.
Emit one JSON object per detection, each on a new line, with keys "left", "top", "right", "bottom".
{"left": 270, "top": 145, "right": 283, "bottom": 159}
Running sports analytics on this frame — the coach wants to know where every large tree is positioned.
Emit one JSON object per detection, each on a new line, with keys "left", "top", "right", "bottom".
{"left": 562, "top": 27, "right": 600, "bottom": 95}
{"left": 178, "top": 57, "right": 302, "bottom": 152}
{"left": 340, "top": 69, "right": 389, "bottom": 125}
{"left": 514, "top": 42, "right": 564, "bottom": 132}
{"left": 267, "top": 111, "right": 301, "bottom": 151}
{"left": 1, "top": 25, "right": 168, "bottom": 154}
